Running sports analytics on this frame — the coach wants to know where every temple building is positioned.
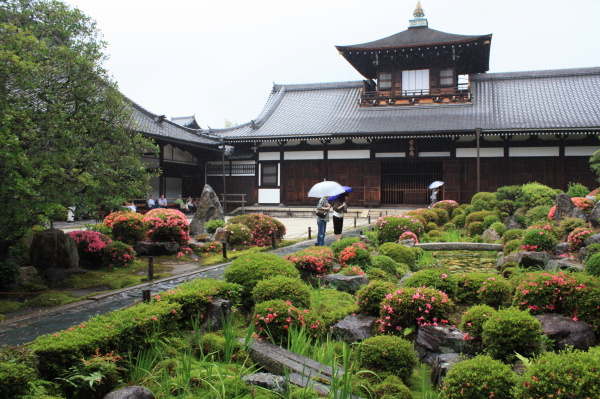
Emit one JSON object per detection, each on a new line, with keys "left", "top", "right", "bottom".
{"left": 135, "top": 3, "right": 600, "bottom": 208}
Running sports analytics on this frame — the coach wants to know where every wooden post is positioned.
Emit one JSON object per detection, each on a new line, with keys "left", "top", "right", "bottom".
{"left": 142, "top": 289, "right": 151, "bottom": 302}
{"left": 368, "top": 215, "right": 371, "bottom": 224}
{"left": 354, "top": 217, "right": 356, "bottom": 228}
{"left": 222, "top": 243, "right": 227, "bottom": 260}
{"left": 272, "top": 231, "right": 277, "bottom": 249}
{"left": 476, "top": 128, "right": 481, "bottom": 193}
{"left": 308, "top": 226, "right": 312, "bottom": 239}
{"left": 148, "top": 256, "right": 154, "bottom": 281}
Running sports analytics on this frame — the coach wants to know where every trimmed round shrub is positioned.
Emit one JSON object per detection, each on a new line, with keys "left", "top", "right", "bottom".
{"left": 425, "top": 222, "right": 438, "bottom": 232}
{"left": 476, "top": 277, "right": 513, "bottom": 308}
{"left": 68, "top": 230, "right": 112, "bottom": 268}
{"left": 455, "top": 272, "right": 496, "bottom": 305}
{"left": 557, "top": 217, "right": 588, "bottom": 239}
{"left": 583, "top": 243, "right": 600, "bottom": 262}
{"left": 356, "top": 280, "right": 395, "bottom": 316}
{"left": 224, "top": 253, "right": 299, "bottom": 308}
{"left": 459, "top": 304, "right": 497, "bottom": 344}
{"left": 407, "top": 208, "right": 440, "bottom": 225}
{"left": 357, "top": 335, "right": 418, "bottom": 384}
{"left": 525, "top": 205, "right": 551, "bottom": 226}
{"left": 503, "top": 238, "right": 523, "bottom": 254}
{"left": 0, "top": 362, "right": 37, "bottom": 398}
{"left": 585, "top": 252, "right": 600, "bottom": 276}
{"left": 442, "top": 355, "right": 517, "bottom": 399}
{"left": 372, "top": 375, "right": 412, "bottom": 399}
{"left": 379, "top": 286, "right": 455, "bottom": 333}
{"left": 567, "top": 227, "right": 593, "bottom": 252}
{"left": 205, "top": 219, "right": 226, "bottom": 234}
{"left": 253, "top": 300, "right": 322, "bottom": 345}
{"left": 102, "top": 241, "right": 135, "bottom": 269}
{"left": 143, "top": 208, "right": 190, "bottom": 244}
{"left": 223, "top": 222, "right": 252, "bottom": 246}
{"left": 517, "top": 182, "right": 557, "bottom": 208}
{"left": 329, "top": 236, "right": 361, "bottom": 257}
{"left": 430, "top": 207, "right": 449, "bottom": 224}
{"left": 338, "top": 242, "right": 372, "bottom": 268}
{"left": 403, "top": 269, "right": 458, "bottom": 299}
{"left": 521, "top": 228, "right": 557, "bottom": 252}
{"left": 566, "top": 182, "right": 590, "bottom": 197}
{"left": 562, "top": 274, "right": 600, "bottom": 334}
{"left": 465, "top": 210, "right": 496, "bottom": 226}
{"left": 102, "top": 211, "right": 146, "bottom": 245}
{"left": 489, "top": 221, "right": 507, "bottom": 237}
{"left": 471, "top": 191, "right": 497, "bottom": 207}
{"left": 467, "top": 221, "right": 484, "bottom": 236}
{"left": 378, "top": 242, "right": 417, "bottom": 266}
{"left": 513, "top": 348, "right": 600, "bottom": 399}
{"left": 432, "top": 200, "right": 459, "bottom": 218}
{"left": 284, "top": 246, "right": 335, "bottom": 276}
{"left": 482, "top": 214, "right": 501, "bottom": 230}
{"left": 451, "top": 213, "right": 466, "bottom": 228}
{"left": 371, "top": 255, "right": 409, "bottom": 277}
{"left": 482, "top": 307, "right": 544, "bottom": 363}
{"left": 502, "top": 228, "right": 524, "bottom": 244}
{"left": 252, "top": 276, "right": 311, "bottom": 309}
{"left": 375, "top": 214, "right": 424, "bottom": 244}
{"left": 228, "top": 214, "right": 286, "bottom": 247}
{"left": 511, "top": 271, "right": 577, "bottom": 314}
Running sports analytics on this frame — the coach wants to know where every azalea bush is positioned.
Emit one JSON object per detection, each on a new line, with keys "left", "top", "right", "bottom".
{"left": 102, "top": 241, "right": 135, "bottom": 269}
{"left": 143, "top": 208, "right": 190, "bottom": 245}
{"left": 251, "top": 276, "right": 311, "bottom": 309}
{"left": 253, "top": 299, "right": 322, "bottom": 344}
{"left": 223, "top": 223, "right": 252, "bottom": 247}
{"left": 403, "top": 269, "right": 458, "bottom": 300}
{"left": 398, "top": 230, "right": 419, "bottom": 243}
{"left": 227, "top": 214, "right": 286, "bottom": 247}
{"left": 432, "top": 199, "right": 459, "bottom": 218}
{"left": 459, "top": 304, "right": 497, "bottom": 345}
{"left": 356, "top": 280, "right": 395, "bottom": 316}
{"left": 338, "top": 241, "right": 371, "bottom": 268}
{"left": 284, "top": 246, "right": 335, "bottom": 276}
{"left": 338, "top": 266, "right": 366, "bottom": 276}
{"left": 476, "top": 277, "right": 513, "bottom": 308}
{"left": 192, "top": 241, "right": 223, "bottom": 257}
{"left": 442, "top": 355, "right": 516, "bottom": 399}
{"left": 102, "top": 211, "right": 146, "bottom": 245}
{"left": 378, "top": 286, "right": 455, "bottom": 333}
{"left": 67, "top": 230, "right": 112, "bottom": 268}
{"left": 357, "top": 335, "right": 418, "bottom": 384}
{"left": 511, "top": 271, "right": 577, "bottom": 314}
{"left": 374, "top": 214, "right": 424, "bottom": 244}
{"left": 520, "top": 227, "right": 557, "bottom": 252}
{"left": 567, "top": 227, "right": 593, "bottom": 252}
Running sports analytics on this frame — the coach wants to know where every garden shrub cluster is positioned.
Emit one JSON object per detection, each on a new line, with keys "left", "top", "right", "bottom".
{"left": 68, "top": 230, "right": 135, "bottom": 269}
{"left": 228, "top": 214, "right": 286, "bottom": 247}
{"left": 374, "top": 214, "right": 424, "bottom": 243}
{"left": 442, "top": 355, "right": 516, "bottom": 399}
{"left": 143, "top": 208, "right": 190, "bottom": 244}
{"left": 402, "top": 269, "right": 458, "bottom": 299}
{"left": 102, "top": 211, "right": 146, "bottom": 245}
{"left": 338, "top": 241, "right": 371, "bottom": 268}
{"left": 378, "top": 286, "right": 455, "bottom": 333}
{"left": 284, "top": 246, "right": 335, "bottom": 277}
{"left": 224, "top": 253, "right": 299, "bottom": 308}
{"left": 357, "top": 335, "right": 418, "bottom": 384}
{"left": 223, "top": 222, "right": 252, "bottom": 246}
{"left": 253, "top": 299, "right": 322, "bottom": 344}
{"left": 356, "top": 280, "right": 396, "bottom": 316}
{"left": 251, "top": 276, "right": 311, "bottom": 309}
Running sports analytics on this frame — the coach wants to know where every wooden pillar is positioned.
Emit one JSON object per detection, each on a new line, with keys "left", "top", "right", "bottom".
{"left": 476, "top": 128, "right": 481, "bottom": 193}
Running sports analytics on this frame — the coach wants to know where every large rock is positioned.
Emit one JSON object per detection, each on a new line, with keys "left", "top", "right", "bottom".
{"left": 431, "top": 353, "right": 471, "bottom": 388}
{"left": 554, "top": 193, "right": 587, "bottom": 221}
{"left": 104, "top": 385, "right": 154, "bottom": 399}
{"left": 206, "top": 298, "right": 231, "bottom": 331}
{"left": 584, "top": 233, "right": 600, "bottom": 246}
{"left": 482, "top": 228, "right": 501, "bottom": 243}
{"left": 29, "top": 229, "right": 78, "bottom": 270}
{"left": 535, "top": 313, "right": 596, "bottom": 351}
{"left": 134, "top": 241, "right": 180, "bottom": 256}
{"left": 322, "top": 274, "right": 369, "bottom": 294}
{"left": 587, "top": 201, "right": 600, "bottom": 227}
{"left": 497, "top": 251, "right": 552, "bottom": 270}
{"left": 332, "top": 315, "right": 376, "bottom": 343}
{"left": 415, "top": 324, "right": 473, "bottom": 365}
{"left": 242, "top": 373, "right": 286, "bottom": 394}
{"left": 506, "top": 214, "right": 524, "bottom": 230}
{"left": 189, "top": 184, "right": 225, "bottom": 236}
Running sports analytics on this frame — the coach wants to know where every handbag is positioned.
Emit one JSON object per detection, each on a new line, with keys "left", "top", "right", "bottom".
{"left": 315, "top": 209, "right": 327, "bottom": 218}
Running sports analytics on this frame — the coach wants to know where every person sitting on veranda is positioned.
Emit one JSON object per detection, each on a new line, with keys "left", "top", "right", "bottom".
{"left": 185, "top": 196, "right": 195, "bottom": 213}
{"left": 157, "top": 194, "right": 168, "bottom": 208}
{"left": 175, "top": 195, "right": 188, "bottom": 212}
{"left": 147, "top": 195, "right": 158, "bottom": 209}
{"left": 124, "top": 201, "right": 137, "bottom": 212}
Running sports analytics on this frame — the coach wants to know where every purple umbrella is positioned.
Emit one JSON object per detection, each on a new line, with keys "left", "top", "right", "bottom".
{"left": 329, "top": 186, "right": 353, "bottom": 201}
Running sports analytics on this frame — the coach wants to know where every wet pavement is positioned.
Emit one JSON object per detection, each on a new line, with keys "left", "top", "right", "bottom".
{"left": 0, "top": 217, "right": 376, "bottom": 346}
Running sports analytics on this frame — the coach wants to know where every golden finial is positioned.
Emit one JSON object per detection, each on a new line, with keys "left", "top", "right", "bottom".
{"left": 414, "top": 1, "right": 425, "bottom": 18}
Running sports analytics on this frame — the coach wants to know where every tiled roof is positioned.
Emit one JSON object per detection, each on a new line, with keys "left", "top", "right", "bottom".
{"left": 335, "top": 26, "right": 490, "bottom": 50}
{"left": 171, "top": 115, "right": 202, "bottom": 130}
{"left": 212, "top": 67, "right": 600, "bottom": 141}
{"left": 127, "top": 100, "right": 222, "bottom": 146}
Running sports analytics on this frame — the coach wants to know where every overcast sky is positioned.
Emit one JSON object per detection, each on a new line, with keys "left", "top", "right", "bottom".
{"left": 64, "top": 0, "right": 600, "bottom": 129}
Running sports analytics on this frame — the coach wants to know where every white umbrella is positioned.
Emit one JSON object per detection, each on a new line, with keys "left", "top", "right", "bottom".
{"left": 429, "top": 181, "right": 444, "bottom": 189}
{"left": 308, "top": 180, "right": 346, "bottom": 198}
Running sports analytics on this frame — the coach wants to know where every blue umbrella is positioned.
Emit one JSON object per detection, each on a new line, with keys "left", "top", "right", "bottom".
{"left": 329, "top": 186, "right": 353, "bottom": 201}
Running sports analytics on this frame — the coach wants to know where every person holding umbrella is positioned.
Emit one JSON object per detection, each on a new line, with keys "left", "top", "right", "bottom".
{"left": 330, "top": 187, "right": 352, "bottom": 241}
{"left": 428, "top": 181, "right": 444, "bottom": 208}
{"left": 315, "top": 197, "right": 331, "bottom": 246}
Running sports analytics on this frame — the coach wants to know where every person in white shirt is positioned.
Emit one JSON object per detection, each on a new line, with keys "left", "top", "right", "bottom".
{"left": 147, "top": 195, "right": 157, "bottom": 209}
{"left": 157, "top": 194, "right": 168, "bottom": 208}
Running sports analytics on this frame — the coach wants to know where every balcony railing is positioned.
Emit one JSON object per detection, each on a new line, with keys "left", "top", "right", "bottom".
{"left": 361, "top": 83, "right": 472, "bottom": 106}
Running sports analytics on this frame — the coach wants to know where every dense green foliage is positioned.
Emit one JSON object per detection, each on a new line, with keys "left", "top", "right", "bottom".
{"left": 0, "top": 0, "right": 157, "bottom": 244}
{"left": 251, "top": 276, "right": 311, "bottom": 309}
{"left": 357, "top": 335, "right": 418, "bottom": 384}
{"left": 356, "top": 280, "right": 395, "bottom": 316}
{"left": 403, "top": 269, "right": 458, "bottom": 299}
{"left": 442, "top": 355, "right": 516, "bottom": 399}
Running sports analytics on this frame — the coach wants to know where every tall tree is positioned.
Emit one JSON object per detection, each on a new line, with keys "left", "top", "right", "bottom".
{"left": 0, "top": 0, "right": 158, "bottom": 244}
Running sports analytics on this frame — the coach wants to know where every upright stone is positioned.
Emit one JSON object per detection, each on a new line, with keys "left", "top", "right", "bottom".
{"left": 588, "top": 201, "right": 600, "bottom": 227}
{"left": 29, "top": 229, "right": 79, "bottom": 270}
{"left": 554, "top": 193, "right": 586, "bottom": 221}
{"left": 189, "top": 184, "right": 225, "bottom": 236}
